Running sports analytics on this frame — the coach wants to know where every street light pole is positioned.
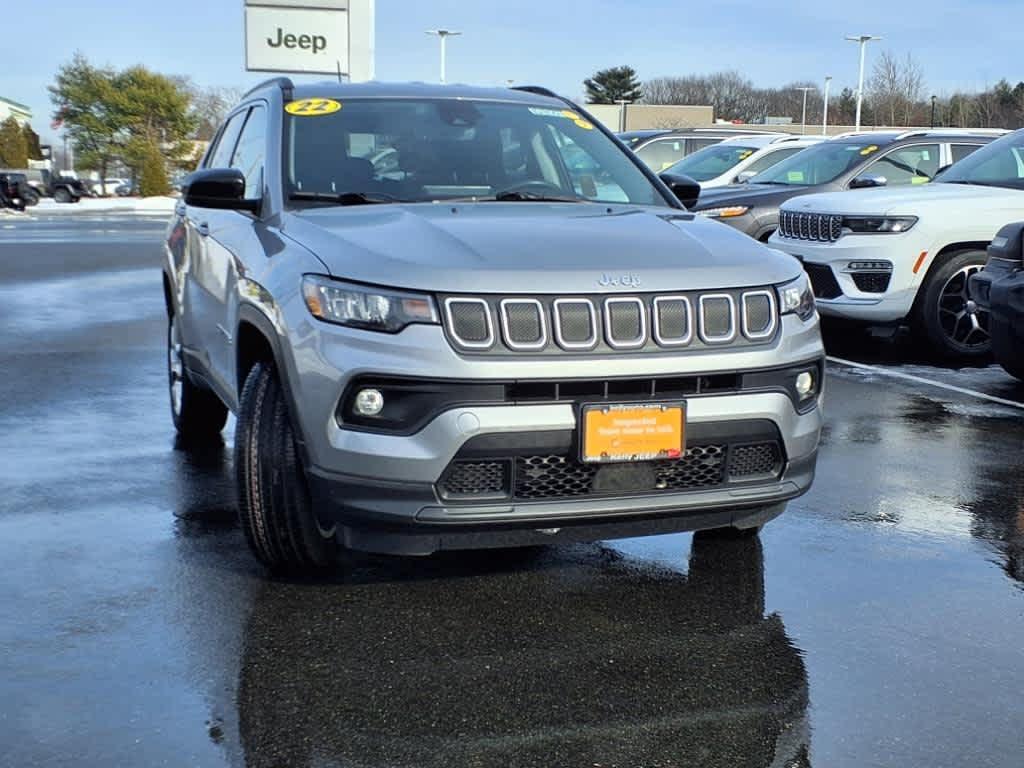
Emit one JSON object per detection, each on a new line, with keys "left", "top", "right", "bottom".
{"left": 796, "top": 87, "right": 814, "bottom": 134}
{"left": 845, "top": 34, "right": 881, "bottom": 131}
{"left": 822, "top": 76, "right": 832, "bottom": 135}
{"left": 425, "top": 29, "right": 462, "bottom": 84}
{"left": 615, "top": 99, "right": 632, "bottom": 132}
{"left": 930, "top": 95, "right": 937, "bottom": 128}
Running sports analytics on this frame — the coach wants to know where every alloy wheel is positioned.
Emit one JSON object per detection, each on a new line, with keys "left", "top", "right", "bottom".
{"left": 936, "top": 265, "right": 989, "bottom": 349}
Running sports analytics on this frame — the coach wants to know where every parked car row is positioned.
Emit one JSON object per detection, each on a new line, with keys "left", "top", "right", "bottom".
{"left": 622, "top": 125, "right": 1023, "bottom": 369}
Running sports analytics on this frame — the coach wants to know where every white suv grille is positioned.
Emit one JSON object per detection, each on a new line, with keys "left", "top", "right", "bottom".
{"left": 779, "top": 211, "right": 842, "bottom": 242}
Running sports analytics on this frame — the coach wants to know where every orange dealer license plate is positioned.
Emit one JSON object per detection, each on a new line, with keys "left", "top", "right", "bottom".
{"left": 581, "top": 403, "right": 685, "bottom": 464}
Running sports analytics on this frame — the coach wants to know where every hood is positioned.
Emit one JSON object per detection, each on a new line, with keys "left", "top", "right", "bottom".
{"left": 282, "top": 202, "right": 801, "bottom": 294}
{"left": 779, "top": 182, "right": 1024, "bottom": 216}
{"left": 693, "top": 183, "right": 813, "bottom": 211}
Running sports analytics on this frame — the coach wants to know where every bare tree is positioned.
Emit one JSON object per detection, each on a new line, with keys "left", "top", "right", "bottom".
{"left": 869, "top": 50, "right": 903, "bottom": 126}
{"left": 901, "top": 54, "right": 926, "bottom": 124}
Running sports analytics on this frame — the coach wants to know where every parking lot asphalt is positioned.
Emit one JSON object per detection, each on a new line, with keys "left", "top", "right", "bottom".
{"left": 1, "top": 214, "right": 1023, "bottom": 767}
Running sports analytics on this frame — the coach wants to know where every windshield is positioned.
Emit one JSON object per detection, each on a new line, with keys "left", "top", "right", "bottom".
{"left": 938, "top": 130, "right": 1024, "bottom": 190}
{"left": 666, "top": 143, "right": 759, "bottom": 181}
{"left": 285, "top": 99, "right": 669, "bottom": 207}
{"left": 750, "top": 140, "right": 885, "bottom": 186}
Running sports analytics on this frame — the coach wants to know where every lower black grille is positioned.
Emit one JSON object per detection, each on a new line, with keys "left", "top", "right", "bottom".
{"left": 851, "top": 272, "right": 891, "bottom": 293}
{"left": 728, "top": 443, "right": 782, "bottom": 479}
{"left": 515, "top": 446, "right": 726, "bottom": 499}
{"left": 803, "top": 263, "right": 842, "bottom": 299}
{"left": 438, "top": 460, "right": 508, "bottom": 499}
{"left": 436, "top": 440, "right": 784, "bottom": 503}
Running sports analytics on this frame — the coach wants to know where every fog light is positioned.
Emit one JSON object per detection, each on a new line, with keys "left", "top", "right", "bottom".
{"left": 353, "top": 388, "right": 384, "bottom": 416}
{"left": 795, "top": 371, "right": 815, "bottom": 398}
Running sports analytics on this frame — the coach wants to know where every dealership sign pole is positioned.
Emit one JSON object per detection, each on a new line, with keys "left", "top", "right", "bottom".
{"left": 244, "top": 0, "right": 375, "bottom": 80}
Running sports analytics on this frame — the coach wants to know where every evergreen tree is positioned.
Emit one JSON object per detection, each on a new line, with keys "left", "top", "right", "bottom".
{"left": 584, "top": 66, "right": 643, "bottom": 104}
{"left": 0, "top": 117, "right": 29, "bottom": 167}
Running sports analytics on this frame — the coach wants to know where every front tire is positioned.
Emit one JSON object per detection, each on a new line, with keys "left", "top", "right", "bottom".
{"left": 168, "top": 314, "right": 227, "bottom": 440}
{"left": 22, "top": 188, "right": 39, "bottom": 206}
{"left": 235, "top": 362, "right": 339, "bottom": 576}
{"left": 54, "top": 187, "right": 71, "bottom": 203}
{"left": 913, "top": 250, "right": 991, "bottom": 364}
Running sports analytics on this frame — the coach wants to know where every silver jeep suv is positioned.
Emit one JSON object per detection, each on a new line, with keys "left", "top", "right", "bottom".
{"left": 164, "top": 79, "right": 823, "bottom": 575}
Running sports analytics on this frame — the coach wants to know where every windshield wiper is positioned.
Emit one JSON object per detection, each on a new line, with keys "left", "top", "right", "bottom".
{"left": 290, "top": 191, "right": 405, "bottom": 206}
{"left": 492, "top": 190, "right": 582, "bottom": 203}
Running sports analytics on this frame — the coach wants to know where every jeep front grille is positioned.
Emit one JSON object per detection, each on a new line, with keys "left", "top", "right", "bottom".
{"left": 779, "top": 211, "right": 843, "bottom": 242}
{"left": 439, "top": 288, "right": 779, "bottom": 355}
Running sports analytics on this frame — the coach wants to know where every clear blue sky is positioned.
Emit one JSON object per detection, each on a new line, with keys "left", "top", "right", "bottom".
{"left": 2, "top": 0, "right": 1019, "bottom": 144}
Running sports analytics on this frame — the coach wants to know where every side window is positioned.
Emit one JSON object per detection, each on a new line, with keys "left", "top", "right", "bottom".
{"left": 206, "top": 111, "right": 246, "bottom": 169}
{"left": 951, "top": 143, "right": 982, "bottom": 164}
{"left": 230, "top": 105, "right": 266, "bottom": 199}
{"left": 635, "top": 138, "right": 688, "bottom": 171}
{"left": 687, "top": 138, "right": 720, "bottom": 154}
{"left": 867, "top": 143, "right": 940, "bottom": 186}
{"left": 743, "top": 147, "right": 802, "bottom": 176}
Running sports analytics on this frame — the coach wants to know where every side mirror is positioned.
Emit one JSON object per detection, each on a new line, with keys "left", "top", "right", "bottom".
{"left": 659, "top": 171, "right": 701, "bottom": 209}
{"left": 735, "top": 170, "right": 758, "bottom": 184}
{"left": 849, "top": 174, "right": 888, "bottom": 189}
{"left": 183, "top": 168, "right": 259, "bottom": 212}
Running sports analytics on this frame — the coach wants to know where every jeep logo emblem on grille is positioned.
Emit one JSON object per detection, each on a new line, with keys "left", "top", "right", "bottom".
{"left": 598, "top": 273, "right": 641, "bottom": 288}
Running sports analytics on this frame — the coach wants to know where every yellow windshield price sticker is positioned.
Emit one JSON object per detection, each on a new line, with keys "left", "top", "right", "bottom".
{"left": 738, "top": 150, "right": 754, "bottom": 160}
{"left": 787, "top": 171, "right": 805, "bottom": 182}
{"left": 912, "top": 175, "right": 928, "bottom": 184}
{"left": 859, "top": 144, "right": 879, "bottom": 156}
{"left": 528, "top": 107, "right": 593, "bottom": 129}
{"left": 285, "top": 98, "right": 342, "bottom": 116}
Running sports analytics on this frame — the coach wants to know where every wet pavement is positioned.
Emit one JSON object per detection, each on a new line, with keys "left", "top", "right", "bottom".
{"left": 1, "top": 214, "right": 1023, "bottom": 767}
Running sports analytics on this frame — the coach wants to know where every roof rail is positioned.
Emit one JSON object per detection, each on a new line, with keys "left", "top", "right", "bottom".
{"left": 242, "top": 76, "right": 295, "bottom": 101}
{"left": 511, "top": 85, "right": 560, "bottom": 99}
{"left": 895, "top": 127, "right": 1010, "bottom": 139}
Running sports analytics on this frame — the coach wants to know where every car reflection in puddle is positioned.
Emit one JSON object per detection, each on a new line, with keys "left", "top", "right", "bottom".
{"left": 231, "top": 531, "right": 810, "bottom": 767}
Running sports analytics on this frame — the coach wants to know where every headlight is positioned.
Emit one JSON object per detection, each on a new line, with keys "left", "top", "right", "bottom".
{"left": 776, "top": 273, "right": 816, "bottom": 321}
{"left": 697, "top": 205, "right": 750, "bottom": 219}
{"left": 301, "top": 275, "right": 439, "bottom": 333}
{"left": 842, "top": 215, "right": 917, "bottom": 234}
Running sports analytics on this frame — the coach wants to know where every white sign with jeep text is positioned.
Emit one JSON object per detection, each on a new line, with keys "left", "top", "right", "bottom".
{"left": 244, "top": 0, "right": 374, "bottom": 78}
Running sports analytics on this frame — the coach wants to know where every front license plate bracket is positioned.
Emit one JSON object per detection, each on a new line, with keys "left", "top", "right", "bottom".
{"left": 581, "top": 402, "right": 685, "bottom": 464}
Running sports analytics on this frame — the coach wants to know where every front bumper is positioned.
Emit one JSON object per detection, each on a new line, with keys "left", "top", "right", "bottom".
{"left": 303, "top": 387, "right": 821, "bottom": 554}
{"left": 276, "top": 301, "right": 824, "bottom": 553}
{"left": 770, "top": 232, "right": 926, "bottom": 323}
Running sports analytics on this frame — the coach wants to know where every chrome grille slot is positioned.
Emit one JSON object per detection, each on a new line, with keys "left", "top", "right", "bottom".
{"left": 444, "top": 298, "right": 493, "bottom": 349}
{"left": 653, "top": 296, "right": 692, "bottom": 346}
{"left": 553, "top": 299, "right": 598, "bottom": 350}
{"left": 604, "top": 297, "right": 646, "bottom": 349}
{"left": 499, "top": 299, "right": 546, "bottom": 350}
{"left": 741, "top": 290, "right": 776, "bottom": 340}
{"left": 699, "top": 294, "right": 736, "bottom": 343}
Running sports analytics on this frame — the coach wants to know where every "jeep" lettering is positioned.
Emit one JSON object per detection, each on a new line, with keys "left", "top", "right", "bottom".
{"left": 267, "top": 27, "right": 327, "bottom": 54}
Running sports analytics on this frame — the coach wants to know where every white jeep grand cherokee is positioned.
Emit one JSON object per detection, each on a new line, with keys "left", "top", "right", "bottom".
{"left": 769, "top": 128, "right": 1024, "bottom": 362}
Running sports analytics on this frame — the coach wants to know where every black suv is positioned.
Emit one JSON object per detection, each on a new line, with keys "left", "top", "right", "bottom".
{"left": 690, "top": 130, "right": 1003, "bottom": 241}
{"left": 0, "top": 172, "right": 28, "bottom": 210}
{"left": 970, "top": 221, "right": 1024, "bottom": 381}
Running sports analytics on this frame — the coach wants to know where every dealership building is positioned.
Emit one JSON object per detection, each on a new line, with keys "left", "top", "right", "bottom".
{"left": 0, "top": 96, "right": 32, "bottom": 125}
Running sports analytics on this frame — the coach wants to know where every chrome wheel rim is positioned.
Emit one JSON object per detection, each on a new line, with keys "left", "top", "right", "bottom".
{"left": 937, "top": 265, "right": 989, "bottom": 349}
{"left": 168, "top": 317, "right": 183, "bottom": 417}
